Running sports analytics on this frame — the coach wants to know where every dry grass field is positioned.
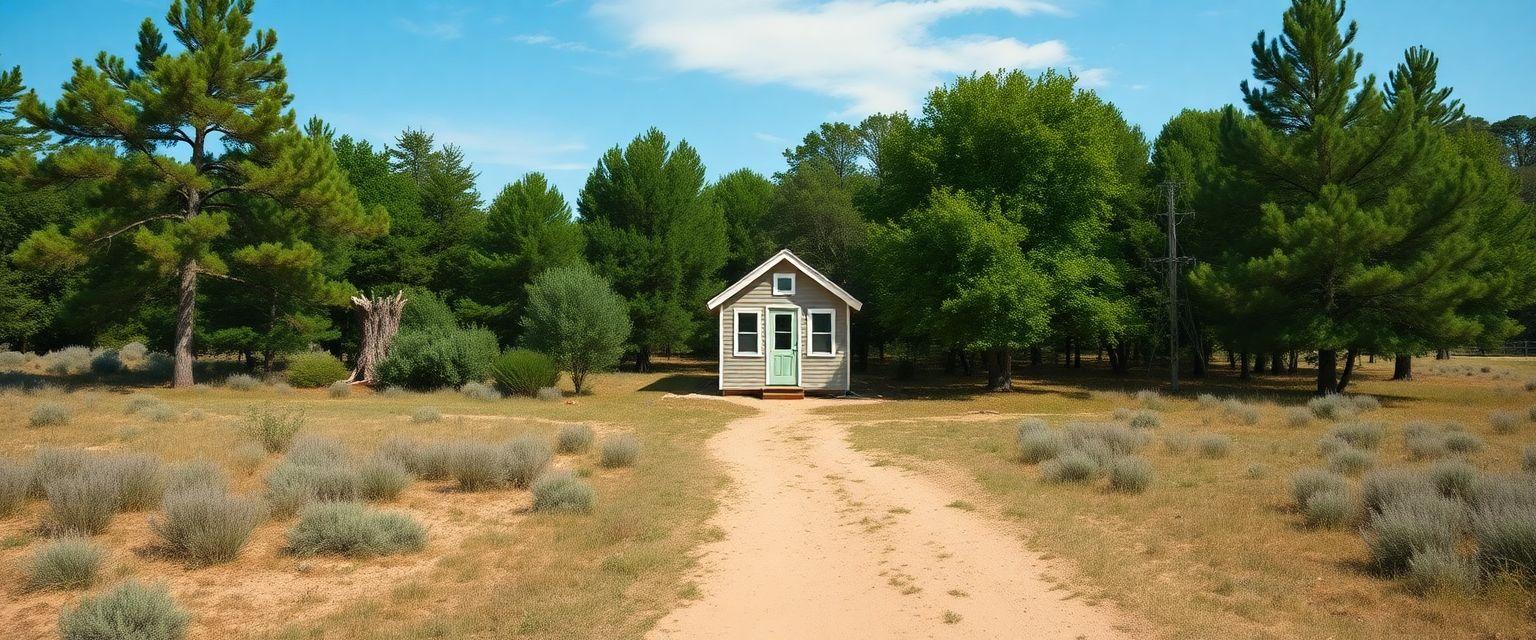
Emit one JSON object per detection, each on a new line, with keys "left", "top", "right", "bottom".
{"left": 831, "top": 356, "right": 1536, "bottom": 640}
{"left": 1, "top": 360, "right": 747, "bottom": 639}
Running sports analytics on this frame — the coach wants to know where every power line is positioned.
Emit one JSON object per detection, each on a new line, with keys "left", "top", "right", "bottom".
{"left": 1153, "top": 181, "right": 1195, "bottom": 392}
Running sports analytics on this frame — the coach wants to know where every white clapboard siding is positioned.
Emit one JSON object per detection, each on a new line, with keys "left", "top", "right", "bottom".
{"left": 719, "top": 261, "right": 848, "bottom": 391}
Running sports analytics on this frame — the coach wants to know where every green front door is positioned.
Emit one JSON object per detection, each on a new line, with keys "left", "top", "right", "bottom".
{"left": 768, "top": 309, "right": 798, "bottom": 386}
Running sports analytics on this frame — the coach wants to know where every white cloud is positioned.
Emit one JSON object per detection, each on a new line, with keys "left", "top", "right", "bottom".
{"left": 396, "top": 13, "right": 467, "bottom": 40}
{"left": 511, "top": 34, "right": 603, "bottom": 54}
{"left": 593, "top": 0, "right": 1078, "bottom": 115}
{"left": 1074, "top": 67, "right": 1111, "bottom": 88}
{"left": 753, "top": 131, "right": 789, "bottom": 144}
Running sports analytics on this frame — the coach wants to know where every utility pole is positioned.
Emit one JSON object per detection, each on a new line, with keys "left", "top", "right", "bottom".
{"left": 1156, "top": 182, "right": 1194, "bottom": 392}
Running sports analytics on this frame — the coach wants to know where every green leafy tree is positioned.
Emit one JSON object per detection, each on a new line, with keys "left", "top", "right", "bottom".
{"left": 461, "top": 172, "right": 584, "bottom": 343}
{"left": 768, "top": 160, "right": 867, "bottom": 285}
{"left": 11, "top": 0, "right": 385, "bottom": 386}
{"left": 520, "top": 264, "right": 631, "bottom": 394}
{"left": 868, "top": 190, "right": 1050, "bottom": 390}
{"left": 706, "top": 168, "right": 775, "bottom": 278}
{"left": 578, "top": 127, "right": 725, "bottom": 371}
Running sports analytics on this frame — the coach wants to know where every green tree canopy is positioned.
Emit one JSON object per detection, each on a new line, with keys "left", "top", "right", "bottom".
{"left": 706, "top": 168, "right": 775, "bottom": 279}
{"left": 520, "top": 264, "right": 631, "bottom": 394}
{"left": 460, "top": 172, "right": 584, "bottom": 343}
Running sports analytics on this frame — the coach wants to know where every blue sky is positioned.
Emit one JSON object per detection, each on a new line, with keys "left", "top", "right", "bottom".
{"left": 3, "top": 1, "right": 1533, "bottom": 201}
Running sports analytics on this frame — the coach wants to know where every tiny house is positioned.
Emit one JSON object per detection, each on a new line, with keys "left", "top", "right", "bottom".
{"left": 707, "top": 250, "right": 862, "bottom": 398}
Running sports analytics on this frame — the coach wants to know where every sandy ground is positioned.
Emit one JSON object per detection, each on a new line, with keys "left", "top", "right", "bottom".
{"left": 647, "top": 397, "right": 1137, "bottom": 640}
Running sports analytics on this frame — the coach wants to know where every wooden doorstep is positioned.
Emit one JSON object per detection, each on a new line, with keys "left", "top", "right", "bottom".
{"left": 722, "top": 387, "right": 807, "bottom": 399}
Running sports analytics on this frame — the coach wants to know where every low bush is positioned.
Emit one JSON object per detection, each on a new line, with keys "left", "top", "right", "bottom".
{"left": 557, "top": 424, "right": 595, "bottom": 454}
{"left": 1284, "top": 407, "right": 1313, "bottom": 428}
{"left": 1525, "top": 445, "right": 1536, "bottom": 473}
{"left": 532, "top": 471, "right": 595, "bottom": 512}
{"left": 150, "top": 487, "right": 264, "bottom": 566}
{"left": 1327, "top": 447, "right": 1375, "bottom": 475}
{"left": 411, "top": 406, "right": 442, "bottom": 423}
{"left": 1196, "top": 433, "right": 1231, "bottom": 458}
{"left": 245, "top": 405, "right": 305, "bottom": 454}
{"left": 379, "top": 438, "right": 455, "bottom": 481}
{"left": 1469, "top": 474, "right": 1536, "bottom": 512}
{"left": 1308, "top": 394, "right": 1355, "bottom": 421}
{"left": 1406, "top": 547, "right": 1480, "bottom": 596}
{"left": 1040, "top": 450, "right": 1099, "bottom": 483}
{"left": 1303, "top": 487, "right": 1355, "bottom": 528}
{"left": 1430, "top": 459, "right": 1477, "bottom": 501}
{"left": 1492, "top": 410, "right": 1523, "bottom": 434}
{"left": 45, "top": 472, "right": 120, "bottom": 535}
{"left": 599, "top": 434, "right": 640, "bottom": 469}
{"left": 1128, "top": 409, "right": 1162, "bottom": 430}
{"left": 1222, "top": 399, "right": 1260, "bottom": 425}
{"left": 284, "top": 352, "right": 350, "bottom": 388}
{"left": 119, "top": 342, "right": 148, "bottom": 363}
{"left": 1443, "top": 431, "right": 1485, "bottom": 454}
{"left": 0, "top": 459, "right": 29, "bottom": 515}
{"left": 1017, "top": 417, "right": 1049, "bottom": 433}
{"left": 102, "top": 453, "right": 164, "bottom": 511}
{"left": 264, "top": 462, "right": 361, "bottom": 517}
{"left": 90, "top": 349, "right": 123, "bottom": 376}
{"left": 505, "top": 435, "right": 555, "bottom": 487}
{"left": 225, "top": 373, "right": 263, "bottom": 391}
{"left": 489, "top": 348, "right": 560, "bottom": 397}
{"left": 285, "top": 434, "right": 349, "bottom": 467}
{"left": 164, "top": 460, "right": 228, "bottom": 493}
{"left": 30, "top": 402, "right": 70, "bottom": 427}
{"left": 358, "top": 457, "right": 412, "bottom": 501}
{"left": 536, "top": 386, "right": 563, "bottom": 401}
{"left": 460, "top": 381, "right": 501, "bottom": 401}
{"left": 59, "top": 580, "right": 189, "bottom": 640}
{"left": 42, "top": 346, "right": 92, "bottom": 375}
{"left": 27, "top": 537, "right": 104, "bottom": 590}
{"left": 287, "top": 502, "right": 427, "bottom": 556}
{"left": 1064, "top": 422, "right": 1148, "bottom": 456}
{"left": 125, "top": 393, "right": 166, "bottom": 415}
{"left": 30, "top": 447, "right": 89, "bottom": 498}
{"left": 376, "top": 327, "right": 500, "bottom": 391}
{"left": 143, "top": 403, "right": 177, "bottom": 423}
{"left": 0, "top": 349, "right": 28, "bottom": 369}
{"left": 1290, "top": 469, "right": 1348, "bottom": 508}
{"left": 1406, "top": 432, "right": 1450, "bottom": 460}
{"left": 1361, "top": 469, "right": 1436, "bottom": 514}
{"left": 1472, "top": 504, "right": 1536, "bottom": 579}
{"left": 1163, "top": 433, "right": 1192, "bottom": 454}
{"left": 1107, "top": 456, "right": 1153, "bottom": 493}
{"left": 231, "top": 442, "right": 267, "bottom": 476}
{"left": 449, "top": 441, "right": 506, "bottom": 491}
{"left": 328, "top": 381, "right": 352, "bottom": 398}
{"left": 1196, "top": 393, "right": 1222, "bottom": 408}
{"left": 1134, "top": 390, "right": 1166, "bottom": 410}
{"left": 1363, "top": 493, "right": 1465, "bottom": 574}
{"left": 1111, "top": 407, "right": 1134, "bottom": 421}
{"left": 1316, "top": 435, "right": 1350, "bottom": 457}
{"left": 1329, "top": 422, "right": 1386, "bottom": 449}
{"left": 1017, "top": 429, "right": 1065, "bottom": 464}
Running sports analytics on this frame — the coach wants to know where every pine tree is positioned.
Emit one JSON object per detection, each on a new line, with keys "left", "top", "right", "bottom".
{"left": 460, "top": 172, "right": 584, "bottom": 343}
{"left": 11, "top": 0, "right": 384, "bottom": 386}
{"left": 579, "top": 128, "right": 725, "bottom": 371}
{"left": 0, "top": 67, "right": 48, "bottom": 155}
{"left": 706, "top": 168, "right": 775, "bottom": 278}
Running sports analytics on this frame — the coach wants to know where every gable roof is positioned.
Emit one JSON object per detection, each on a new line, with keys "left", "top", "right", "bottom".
{"left": 707, "top": 249, "right": 863, "bottom": 312}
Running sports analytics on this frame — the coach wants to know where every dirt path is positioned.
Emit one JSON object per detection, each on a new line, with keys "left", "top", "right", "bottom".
{"left": 647, "top": 397, "right": 1136, "bottom": 639}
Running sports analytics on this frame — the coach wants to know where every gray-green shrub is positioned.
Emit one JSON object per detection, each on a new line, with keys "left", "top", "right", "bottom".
{"left": 1525, "top": 445, "right": 1536, "bottom": 473}
{"left": 27, "top": 536, "right": 103, "bottom": 590}
{"left": 89, "top": 350, "right": 123, "bottom": 376}
{"left": 1361, "top": 469, "right": 1436, "bottom": 514}
{"left": 143, "top": 403, "right": 177, "bottom": 423}
{"left": 30, "top": 401, "right": 70, "bottom": 427}
{"left": 1469, "top": 474, "right": 1536, "bottom": 512}
{"left": 1430, "top": 459, "right": 1477, "bottom": 501}
{"left": 1017, "top": 429, "right": 1065, "bottom": 464}
{"left": 376, "top": 326, "right": 500, "bottom": 391}
{"left": 1406, "top": 432, "right": 1450, "bottom": 460}
{"left": 285, "top": 434, "right": 348, "bottom": 467}
{"left": 1492, "top": 410, "right": 1523, "bottom": 434}
{"left": 0, "top": 459, "right": 29, "bottom": 515}
{"left": 1472, "top": 504, "right": 1536, "bottom": 579}
{"left": 1040, "top": 450, "right": 1099, "bottom": 483}
{"left": 557, "top": 424, "right": 595, "bottom": 454}
{"left": 1303, "top": 487, "right": 1355, "bottom": 528}
{"left": 505, "top": 435, "right": 555, "bottom": 486}
{"left": 449, "top": 441, "right": 506, "bottom": 491}
{"left": 30, "top": 447, "right": 88, "bottom": 498}
{"left": 45, "top": 472, "right": 120, "bottom": 535}
{"left": 1285, "top": 406, "right": 1312, "bottom": 428}
{"left": 245, "top": 405, "right": 305, "bottom": 454}
{"left": 1316, "top": 435, "right": 1349, "bottom": 457}
{"left": 1163, "top": 433, "right": 1192, "bottom": 454}
{"left": 1363, "top": 493, "right": 1465, "bottom": 574}
{"left": 519, "top": 264, "right": 632, "bottom": 395}
{"left": 379, "top": 437, "right": 454, "bottom": 480}
{"left": 264, "top": 462, "right": 361, "bottom": 517}
{"left": 1290, "top": 468, "right": 1348, "bottom": 508}
{"left": 1308, "top": 394, "right": 1356, "bottom": 421}
{"left": 150, "top": 487, "right": 264, "bottom": 565}
{"left": 1329, "top": 422, "right": 1385, "bottom": 449}
{"left": 1107, "top": 456, "right": 1153, "bottom": 493}
{"left": 287, "top": 502, "right": 427, "bottom": 556}
{"left": 532, "top": 470, "right": 595, "bottom": 512}
{"left": 1196, "top": 433, "right": 1231, "bottom": 458}
{"left": 225, "top": 373, "right": 262, "bottom": 391}
{"left": 1128, "top": 409, "right": 1161, "bottom": 430}
{"left": 1441, "top": 430, "right": 1483, "bottom": 455}
{"left": 328, "top": 380, "right": 352, "bottom": 398}
{"left": 1134, "top": 390, "right": 1166, "bottom": 410}
{"left": 1064, "top": 422, "right": 1148, "bottom": 456}
{"left": 1222, "top": 399, "right": 1260, "bottom": 425}
{"left": 460, "top": 381, "right": 501, "bottom": 401}
{"left": 358, "top": 457, "right": 411, "bottom": 501}
{"left": 411, "top": 406, "right": 442, "bottom": 423}
{"left": 231, "top": 442, "right": 267, "bottom": 476}
{"left": 125, "top": 393, "right": 165, "bottom": 415}
{"left": 1327, "top": 447, "right": 1375, "bottom": 475}
{"left": 102, "top": 453, "right": 164, "bottom": 511}
{"left": 599, "top": 433, "right": 640, "bottom": 469}
{"left": 59, "top": 580, "right": 189, "bottom": 640}
{"left": 1406, "top": 547, "right": 1480, "bottom": 596}
{"left": 164, "top": 460, "right": 228, "bottom": 493}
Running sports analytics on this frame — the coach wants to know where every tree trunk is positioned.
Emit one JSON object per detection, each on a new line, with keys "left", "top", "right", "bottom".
{"left": 1337, "top": 348, "right": 1359, "bottom": 393}
{"left": 1288, "top": 351, "right": 1299, "bottom": 374}
{"left": 985, "top": 347, "right": 1013, "bottom": 391}
{"left": 959, "top": 349, "right": 971, "bottom": 375}
{"left": 1270, "top": 352, "right": 1284, "bottom": 374}
{"left": 1106, "top": 342, "right": 1119, "bottom": 373}
{"left": 1190, "top": 344, "right": 1207, "bottom": 378}
{"left": 1029, "top": 346, "right": 1042, "bottom": 366}
{"left": 173, "top": 260, "right": 198, "bottom": 388}
{"left": 635, "top": 347, "right": 652, "bottom": 373}
{"left": 1316, "top": 349, "right": 1338, "bottom": 395}
{"left": 1435, "top": 348, "right": 1449, "bottom": 360}
{"left": 1239, "top": 352, "right": 1251, "bottom": 379}
{"left": 1253, "top": 352, "right": 1266, "bottom": 374}
{"left": 1227, "top": 351, "right": 1236, "bottom": 370}
{"left": 347, "top": 291, "right": 407, "bottom": 384}
{"left": 1392, "top": 353, "right": 1414, "bottom": 381}
{"left": 1073, "top": 345, "right": 1082, "bottom": 368}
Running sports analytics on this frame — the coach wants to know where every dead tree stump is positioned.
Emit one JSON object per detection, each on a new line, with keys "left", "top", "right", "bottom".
{"left": 347, "top": 291, "right": 407, "bottom": 385}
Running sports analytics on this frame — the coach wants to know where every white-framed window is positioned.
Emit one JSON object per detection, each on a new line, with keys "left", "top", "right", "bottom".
{"left": 808, "top": 309, "right": 835, "bottom": 356}
{"left": 771, "top": 272, "right": 796, "bottom": 296}
{"left": 733, "top": 309, "right": 762, "bottom": 356}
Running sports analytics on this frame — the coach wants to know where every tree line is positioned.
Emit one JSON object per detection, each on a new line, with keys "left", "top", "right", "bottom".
{"left": 1, "top": 0, "right": 1533, "bottom": 393}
